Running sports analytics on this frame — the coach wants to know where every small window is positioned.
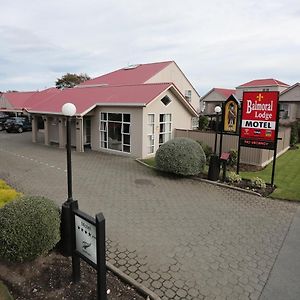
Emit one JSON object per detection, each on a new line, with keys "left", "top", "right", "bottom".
{"left": 161, "top": 95, "right": 171, "bottom": 106}
{"left": 185, "top": 90, "right": 192, "bottom": 102}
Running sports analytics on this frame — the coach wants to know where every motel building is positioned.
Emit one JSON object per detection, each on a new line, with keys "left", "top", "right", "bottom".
{"left": 0, "top": 61, "right": 199, "bottom": 158}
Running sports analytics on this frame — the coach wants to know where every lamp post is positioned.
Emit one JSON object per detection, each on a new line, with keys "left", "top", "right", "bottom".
{"left": 61, "top": 102, "right": 77, "bottom": 256}
{"left": 214, "top": 106, "right": 222, "bottom": 154}
{"left": 208, "top": 105, "right": 222, "bottom": 181}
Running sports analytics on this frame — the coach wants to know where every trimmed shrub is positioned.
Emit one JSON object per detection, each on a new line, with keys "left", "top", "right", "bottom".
{"left": 251, "top": 177, "right": 266, "bottom": 189}
{"left": 290, "top": 121, "right": 300, "bottom": 146}
{"left": 0, "top": 196, "right": 60, "bottom": 262}
{"left": 228, "top": 149, "right": 238, "bottom": 166}
{"left": 227, "top": 172, "right": 242, "bottom": 184}
{"left": 197, "top": 141, "right": 213, "bottom": 163}
{"left": 155, "top": 137, "right": 206, "bottom": 176}
{"left": 198, "top": 115, "right": 209, "bottom": 130}
{"left": 290, "top": 122, "right": 299, "bottom": 146}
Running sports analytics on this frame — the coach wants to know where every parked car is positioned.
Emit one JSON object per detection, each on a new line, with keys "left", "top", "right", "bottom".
{"left": 0, "top": 113, "right": 10, "bottom": 131}
{"left": 5, "top": 117, "right": 32, "bottom": 133}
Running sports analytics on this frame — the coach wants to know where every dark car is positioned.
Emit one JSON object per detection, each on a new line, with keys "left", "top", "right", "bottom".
{"left": 0, "top": 113, "right": 10, "bottom": 131}
{"left": 5, "top": 117, "right": 32, "bottom": 133}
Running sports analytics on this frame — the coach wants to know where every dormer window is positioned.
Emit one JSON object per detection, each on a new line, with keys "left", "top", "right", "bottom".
{"left": 185, "top": 90, "right": 192, "bottom": 102}
{"left": 161, "top": 95, "right": 171, "bottom": 106}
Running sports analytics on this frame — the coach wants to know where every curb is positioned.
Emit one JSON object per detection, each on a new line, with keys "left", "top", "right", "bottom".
{"left": 106, "top": 262, "right": 162, "bottom": 300}
{"left": 135, "top": 158, "right": 157, "bottom": 170}
{"left": 192, "top": 177, "right": 262, "bottom": 197}
{"left": 135, "top": 158, "right": 262, "bottom": 197}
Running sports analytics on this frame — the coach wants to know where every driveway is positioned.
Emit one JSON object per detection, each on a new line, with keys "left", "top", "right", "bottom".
{"left": 0, "top": 132, "right": 298, "bottom": 300}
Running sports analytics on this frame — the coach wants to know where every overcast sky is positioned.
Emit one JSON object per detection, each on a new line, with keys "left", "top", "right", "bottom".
{"left": 0, "top": 0, "right": 299, "bottom": 95}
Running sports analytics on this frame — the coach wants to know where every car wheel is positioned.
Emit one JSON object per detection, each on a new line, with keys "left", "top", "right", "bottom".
{"left": 18, "top": 127, "right": 23, "bottom": 133}
{"left": 0, "top": 124, "right": 3, "bottom": 131}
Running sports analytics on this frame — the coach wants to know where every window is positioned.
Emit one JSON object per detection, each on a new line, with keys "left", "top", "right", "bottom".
{"left": 185, "top": 90, "right": 192, "bottom": 102}
{"left": 159, "top": 114, "right": 172, "bottom": 146}
{"left": 147, "top": 114, "right": 155, "bottom": 154}
{"left": 100, "top": 112, "right": 131, "bottom": 153}
{"left": 161, "top": 95, "right": 171, "bottom": 106}
{"left": 192, "top": 117, "right": 199, "bottom": 129}
{"left": 280, "top": 103, "right": 289, "bottom": 119}
{"left": 262, "top": 88, "right": 269, "bottom": 91}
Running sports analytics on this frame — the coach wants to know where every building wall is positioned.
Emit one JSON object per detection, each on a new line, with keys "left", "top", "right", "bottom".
{"left": 201, "top": 90, "right": 226, "bottom": 114}
{"left": 175, "top": 126, "right": 290, "bottom": 166}
{"left": 142, "top": 89, "right": 193, "bottom": 158}
{"left": 90, "top": 106, "right": 143, "bottom": 157}
{"left": 146, "top": 62, "right": 201, "bottom": 112}
{"left": 279, "top": 85, "right": 300, "bottom": 121}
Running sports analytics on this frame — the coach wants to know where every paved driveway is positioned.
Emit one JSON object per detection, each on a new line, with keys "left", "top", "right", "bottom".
{"left": 0, "top": 132, "right": 298, "bottom": 300}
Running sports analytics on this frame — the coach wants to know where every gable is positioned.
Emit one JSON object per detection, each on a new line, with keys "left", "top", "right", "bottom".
{"left": 146, "top": 86, "right": 197, "bottom": 117}
{"left": 280, "top": 84, "right": 300, "bottom": 102}
{"left": 146, "top": 62, "right": 200, "bottom": 111}
{"left": 200, "top": 89, "right": 227, "bottom": 102}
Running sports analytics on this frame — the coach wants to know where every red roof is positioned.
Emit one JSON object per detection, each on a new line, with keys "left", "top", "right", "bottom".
{"left": 238, "top": 79, "right": 289, "bottom": 87}
{"left": 214, "top": 88, "right": 236, "bottom": 98}
{"left": 30, "top": 83, "right": 172, "bottom": 115}
{"left": 2, "top": 91, "right": 36, "bottom": 109}
{"left": 79, "top": 61, "right": 173, "bottom": 86}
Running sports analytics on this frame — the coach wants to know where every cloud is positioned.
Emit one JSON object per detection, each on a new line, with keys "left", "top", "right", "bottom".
{"left": 0, "top": 0, "right": 299, "bottom": 93}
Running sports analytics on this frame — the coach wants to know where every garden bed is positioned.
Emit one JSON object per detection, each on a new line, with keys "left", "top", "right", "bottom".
{"left": 0, "top": 250, "right": 145, "bottom": 300}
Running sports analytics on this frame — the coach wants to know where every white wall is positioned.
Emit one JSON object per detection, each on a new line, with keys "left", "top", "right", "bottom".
{"left": 146, "top": 62, "right": 201, "bottom": 112}
{"left": 142, "top": 89, "right": 193, "bottom": 158}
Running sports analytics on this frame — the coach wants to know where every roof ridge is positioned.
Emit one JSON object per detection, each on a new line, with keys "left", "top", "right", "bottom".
{"left": 76, "top": 82, "right": 172, "bottom": 89}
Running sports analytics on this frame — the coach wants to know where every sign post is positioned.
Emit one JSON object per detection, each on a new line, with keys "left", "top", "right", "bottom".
{"left": 71, "top": 202, "right": 107, "bottom": 300}
{"left": 238, "top": 91, "right": 280, "bottom": 185}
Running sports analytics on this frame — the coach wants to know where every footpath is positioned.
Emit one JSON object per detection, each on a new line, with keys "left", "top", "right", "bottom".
{"left": 260, "top": 205, "right": 300, "bottom": 300}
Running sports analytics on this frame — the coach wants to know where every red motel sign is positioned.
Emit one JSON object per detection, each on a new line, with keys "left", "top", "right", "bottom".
{"left": 240, "top": 91, "right": 279, "bottom": 150}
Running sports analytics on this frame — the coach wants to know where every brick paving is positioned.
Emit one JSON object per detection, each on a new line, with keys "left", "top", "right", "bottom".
{"left": 0, "top": 132, "right": 298, "bottom": 300}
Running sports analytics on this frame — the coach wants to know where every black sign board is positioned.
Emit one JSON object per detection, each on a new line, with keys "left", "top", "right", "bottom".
{"left": 70, "top": 201, "right": 107, "bottom": 300}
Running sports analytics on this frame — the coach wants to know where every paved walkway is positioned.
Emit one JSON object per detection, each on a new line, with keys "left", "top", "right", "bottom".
{"left": 0, "top": 132, "right": 298, "bottom": 300}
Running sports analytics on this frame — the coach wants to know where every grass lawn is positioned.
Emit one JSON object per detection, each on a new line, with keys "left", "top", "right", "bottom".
{"left": 141, "top": 157, "right": 156, "bottom": 167}
{"left": 241, "top": 145, "right": 300, "bottom": 201}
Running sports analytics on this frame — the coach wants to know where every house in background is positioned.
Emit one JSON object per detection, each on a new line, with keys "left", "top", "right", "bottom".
{"left": 277, "top": 82, "right": 300, "bottom": 124}
{"left": 0, "top": 61, "right": 199, "bottom": 158}
{"left": 200, "top": 78, "right": 300, "bottom": 124}
{"left": 199, "top": 88, "right": 236, "bottom": 114}
{"left": 235, "top": 78, "right": 290, "bottom": 100}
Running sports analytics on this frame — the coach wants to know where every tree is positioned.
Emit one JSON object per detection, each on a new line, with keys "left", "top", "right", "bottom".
{"left": 55, "top": 73, "right": 91, "bottom": 89}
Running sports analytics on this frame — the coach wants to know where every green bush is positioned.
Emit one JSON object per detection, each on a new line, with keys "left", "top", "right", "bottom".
{"left": 228, "top": 149, "right": 238, "bottom": 166}
{"left": 290, "top": 123, "right": 298, "bottom": 145}
{"left": 227, "top": 172, "right": 242, "bottom": 184}
{"left": 197, "top": 141, "right": 213, "bottom": 163}
{"left": 0, "top": 196, "right": 60, "bottom": 262}
{"left": 198, "top": 115, "right": 209, "bottom": 130}
{"left": 251, "top": 177, "right": 266, "bottom": 189}
{"left": 155, "top": 137, "right": 206, "bottom": 176}
{"left": 290, "top": 122, "right": 299, "bottom": 146}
